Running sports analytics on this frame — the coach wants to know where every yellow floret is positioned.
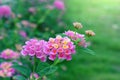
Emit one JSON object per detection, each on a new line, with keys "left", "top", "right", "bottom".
{"left": 53, "top": 44, "right": 59, "bottom": 49}
{"left": 63, "top": 44, "right": 69, "bottom": 49}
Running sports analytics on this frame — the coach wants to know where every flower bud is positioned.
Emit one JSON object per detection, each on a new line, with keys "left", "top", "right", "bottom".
{"left": 85, "top": 30, "right": 95, "bottom": 36}
{"left": 73, "top": 22, "right": 83, "bottom": 29}
{"left": 17, "top": 14, "right": 22, "bottom": 18}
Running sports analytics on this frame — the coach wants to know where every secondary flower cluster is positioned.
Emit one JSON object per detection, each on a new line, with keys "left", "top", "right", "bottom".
{"left": 21, "top": 35, "right": 76, "bottom": 62}
{"left": 21, "top": 39, "right": 48, "bottom": 62}
{"left": 54, "top": 0, "right": 65, "bottom": 10}
{"left": 0, "top": 49, "right": 20, "bottom": 59}
{"left": 0, "top": 62, "right": 15, "bottom": 77}
{"left": 0, "top": 5, "right": 12, "bottom": 18}
{"left": 64, "top": 30, "right": 87, "bottom": 47}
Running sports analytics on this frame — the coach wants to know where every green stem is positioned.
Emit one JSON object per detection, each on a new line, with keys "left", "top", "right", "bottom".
{"left": 52, "top": 59, "right": 60, "bottom": 66}
{"left": 0, "top": 20, "right": 3, "bottom": 28}
{"left": 33, "top": 56, "right": 36, "bottom": 72}
{"left": 30, "top": 57, "right": 38, "bottom": 80}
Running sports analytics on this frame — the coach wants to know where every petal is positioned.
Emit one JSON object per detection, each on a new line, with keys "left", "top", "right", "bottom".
{"left": 58, "top": 53, "right": 65, "bottom": 59}
{"left": 49, "top": 55, "right": 56, "bottom": 61}
{"left": 66, "top": 55, "right": 72, "bottom": 61}
{"left": 21, "top": 50, "right": 28, "bottom": 56}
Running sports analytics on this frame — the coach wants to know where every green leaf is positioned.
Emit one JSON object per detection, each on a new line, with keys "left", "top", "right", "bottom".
{"left": 38, "top": 66, "right": 58, "bottom": 76}
{"left": 74, "top": 39, "right": 81, "bottom": 45}
{"left": 12, "top": 65, "right": 31, "bottom": 77}
{"left": 79, "top": 47, "right": 95, "bottom": 55}
{"left": 13, "top": 75, "right": 26, "bottom": 80}
{"left": 2, "top": 77, "right": 10, "bottom": 80}
{"left": 76, "top": 39, "right": 81, "bottom": 43}
{"left": 36, "top": 62, "right": 50, "bottom": 72}
{"left": 0, "top": 59, "right": 4, "bottom": 63}
{"left": 19, "top": 57, "right": 33, "bottom": 70}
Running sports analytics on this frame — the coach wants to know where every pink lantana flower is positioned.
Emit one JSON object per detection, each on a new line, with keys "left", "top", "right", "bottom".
{"left": 54, "top": 0, "right": 65, "bottom": 10}
{"left": 0, "top": 62, "right": 15, "bottom": 77}
{"left": 21, "top": 20, "right": 30, "bottom": 27}
{"left": 44, "top": 35, "right": 76, "bottom": 61}
{"left": 28, "top": 7, "right": 36, "bottom": 14}
{"left": 0, "top": 49, "right": 20, "bottom": 59}
{"left": 19, "top": 30, "right": 27, "bottom": 38}
{"left": 64, "top": 30, "right": 87, "bottom": 48}
{"left": 21, "top": 39, "right": 48, "bottom": 62}
{"left": 0, "top": 5, "right": 12, "bottom": 18}
{"left": 30, "top": 73, "right": 39, "bottom": 79}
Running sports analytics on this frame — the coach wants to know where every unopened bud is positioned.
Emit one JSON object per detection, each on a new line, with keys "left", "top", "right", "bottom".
{"left": 73, "top": 22, "right": 83, "bottom": 29}
{"left": 85, "top": 30, "right": 95, "bottom": 36}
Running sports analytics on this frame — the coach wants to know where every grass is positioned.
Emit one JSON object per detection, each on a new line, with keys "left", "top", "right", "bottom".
{"left": 54, "top": 0, "right": 120, "bottom": 80}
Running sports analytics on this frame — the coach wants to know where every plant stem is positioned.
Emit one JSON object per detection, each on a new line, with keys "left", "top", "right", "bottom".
{"left": 52, "top": 59, "right": 60, "bottom": 66}
{"left": 33, "top": 56, "right": 36, "bottom": 72}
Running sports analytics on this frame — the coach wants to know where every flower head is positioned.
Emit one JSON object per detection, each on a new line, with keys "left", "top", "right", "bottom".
{"left": 30, "top": 73, "right": 39, "bottom": 79}
{"left": 45, "top": 35, "right": 76, "bottom": 61}
{"left": 73, "top": 22, "right": 83, "bottom": 29}
{"left": 28, "top": 7, "right": 36, "bottom": 14}
{"left": 0, "top": 36, "right": 3, "bottom": 40}
{"left": 21, "top": 20, "right": 30, "bottom": 27}
{"left": 0, "top": 5, "right": 12, "bottom": 18}
{"left": 19, "top": 30, "right": 27, "bottom": 38}
{"left": 17, "top": 14, "right": 22, "bottom": 18}
{"left": 64, "top": 30, "right": 87, "bottom": 47}
{"left": 85, "top": 30, "right": 95, "bottom": 36}
{"left": 46, "top": 5, "right": 54, "bottom": 10}
{"left": 21, "top": 20, "right": 37, "bottom": 28}
{"left": 0, "top": 62, "right": 15, "bottom": 77}
{"left": 54, "top": 0, "right": 65, "bottom": 10}
{"left": 21, "top": 39, "right": 48, "bottom": 62}
{"left": 0, "top": 49, "right": 20, "bottom": 59}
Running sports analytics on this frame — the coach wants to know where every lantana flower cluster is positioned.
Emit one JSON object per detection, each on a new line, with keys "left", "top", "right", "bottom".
{"left": 0, "top": 49, "right": 20, "bottom": 59}
{"left": 45, "top": 35, "right": 75, "bottom": 61}
{"left": 54, "top": 0, "right": 65, "bottom": 10}
{"left": 21, "top": 39, "right": 48, "bottom": 62}
{"left": 0, "top": 62, "right": 15, "bottom": 77}
{"left": 19, "top": 30, "right": 27, "bottom": 38}
{"left": 21, "top": 35, "right": 76, "bottom": 62}
{"left": 21, "top": 31, "right": 85, "bottom": 62}
{"left": 21, "top": 22, "right": 95, "bottom": 63}
{"left": 64, "top": 30, "right": 87, "bottom": 47}
{"left": 0, "top": 5, "right": 11, "bottom": 18}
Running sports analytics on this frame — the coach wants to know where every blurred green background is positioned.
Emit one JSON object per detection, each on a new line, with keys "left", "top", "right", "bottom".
{"left": 56, "top": 0, "right": 120, "bottom": 80}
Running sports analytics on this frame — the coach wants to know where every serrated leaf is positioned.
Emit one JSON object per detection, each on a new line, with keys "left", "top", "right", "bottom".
{"left": 13, "top": 75, "right": 26, "bottom": 80}
{"left": 12, "top": 65, "right": 31, "bottom": 77}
